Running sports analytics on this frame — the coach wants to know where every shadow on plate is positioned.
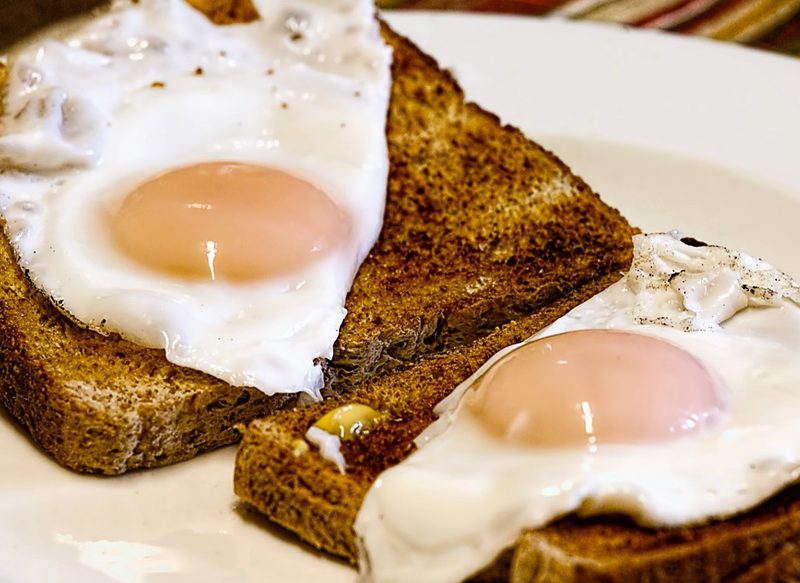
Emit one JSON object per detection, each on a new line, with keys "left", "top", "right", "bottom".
{"left": 233, "top": 500, "right": 354, "bottom": 568}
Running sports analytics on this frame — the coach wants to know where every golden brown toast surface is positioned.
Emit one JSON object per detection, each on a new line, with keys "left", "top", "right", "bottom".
{"left": 233, "top": 18, "right": 800, "bottom": 583}
{"left": 330, "top": 23, "right": 634, "bottom": 389}
{"left": 233, "top": 20, "right": 653, "bottom": 583}
{"left": 236, "top": 329, "right": 800, "bottom": 582}
{"left": 234, "top": 275, "right": 628, "bottom": 562}
{"left": 0, "top": 223, "right": 291, "bottom": 474}
{"left": 0, "top": 4, "right": 632, "bottom": 474}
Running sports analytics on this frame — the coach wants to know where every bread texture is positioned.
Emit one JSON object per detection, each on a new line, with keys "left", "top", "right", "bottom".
{"left": 234, "top": 276, "right": 627, "bottom": 561}
{"left": 0, "top": 0, "right": 293, "bottom": 475}
{"left": 233, "top": 22, "right": 800, "bottom": 583}
{"left": 0, "top": 4, "right": 633, "bottom": 475}
{"left": 235, "top": 290, "right": 800, "bottom": 582}
{"left": 328, "top": 22, "right": 634, "bottom": 389}
{"left": 0, "top": 220, "right": 295, "bottom": 474}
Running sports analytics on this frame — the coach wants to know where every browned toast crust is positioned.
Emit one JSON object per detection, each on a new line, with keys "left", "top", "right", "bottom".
{"left": 233, "top": 19, "right": 642, "bottom": 579}
{"left": 329, "top": 23, "right": 635, "bottom": 388}
{"left": 232, "top": 20, "right": 800, "bottom": 583}
{"left": 236, "top": 281, "right": 800, "bottom": 583}
{"left": 0, "top": 227, "right": 291, "bottom": 474}
{"left": 507, "top": 482, "right": 800, "bottom": 583}
{"left": 0, "top": 6, "right": 633, "bottom": 475}
{"left": 234, "top": 274, "right": 628, "bottom": 561}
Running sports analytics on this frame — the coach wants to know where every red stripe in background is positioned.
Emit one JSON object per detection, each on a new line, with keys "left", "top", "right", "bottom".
{"left": 636, "top": 0, "right": 725, "bottom": 29}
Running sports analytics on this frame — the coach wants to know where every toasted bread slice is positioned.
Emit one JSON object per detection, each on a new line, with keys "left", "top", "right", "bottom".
{"left": 234, "top": 15, "right": 633, "bottom": 577}
{"left": 233, "top": 24, "right": 800, "bottom": 583}
{"left": 0, "top": 226, "right": 294, "bottom": 474}
{"left": 0, "top": 6, "right": 633, "bottom": 474}
{"left": 234, "top": 290, "right": 800, "bottom": 583}
{"left": 235, "top": 311, "right": 800, "bottom": 582}
{"left": 327, "top": 22, "right": 634, "bottom": 390}
{"left": 233, "top": 274, "right": 627, "bottom": 561}
{"left": 503, "top": 490, "right": 800, "bottom": 583}
{"left": 0, "top": 3, "right": 289, "bottom": 476}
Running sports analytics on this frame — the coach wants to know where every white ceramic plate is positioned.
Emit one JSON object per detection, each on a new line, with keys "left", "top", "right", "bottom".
{"left": 2, "top": 12, "right": 800, "bottom": 583}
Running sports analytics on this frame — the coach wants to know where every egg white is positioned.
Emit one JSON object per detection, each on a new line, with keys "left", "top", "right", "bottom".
{"left": 0, "top": 0, "right": 392, "bottom": 395}
{"left": 354, "top": 232, "right": 800, "bottom": 583}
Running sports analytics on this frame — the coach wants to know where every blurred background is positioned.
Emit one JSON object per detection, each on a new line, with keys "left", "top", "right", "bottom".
{"left": 377, "top": 0, "right": 800, "bottom": 55}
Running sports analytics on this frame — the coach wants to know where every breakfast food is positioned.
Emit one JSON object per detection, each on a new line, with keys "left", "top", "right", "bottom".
{"left": 235, "top": 276, "right": 627, "bottom": 558}
{"left": 0, "top": 0, "right": 634, "bottom": 474}
{"left": 235, "top": 233, "right": 800, "bottom": 582}
{"left": 0, "top": 0, "right": 392, "bottom": 397}
{"left": 357, "top": 232, "right": 800, "bottom": 583}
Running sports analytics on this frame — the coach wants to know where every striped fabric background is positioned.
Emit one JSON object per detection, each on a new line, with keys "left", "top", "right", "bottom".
{"left": 378, "top": 0, "right": 800, "bottom": 56}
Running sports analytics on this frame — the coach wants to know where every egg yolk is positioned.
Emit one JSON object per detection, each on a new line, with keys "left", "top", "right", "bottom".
{"left": 466, "top": 330, "right": 727, "bottom": 448}
{"left": 106, "top": 162, "right": 349, "bottom": 282}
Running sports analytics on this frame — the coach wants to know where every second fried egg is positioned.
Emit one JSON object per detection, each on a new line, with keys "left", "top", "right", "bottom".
{"left": 355, "top": 232, "right": 800, "bottom": 583}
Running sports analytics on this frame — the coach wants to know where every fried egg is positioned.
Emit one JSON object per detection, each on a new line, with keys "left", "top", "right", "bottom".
{"left": 0, "top": 0, "right": 391, "bottom": 396}
{"left": 354, "top": 232, "right": 800, "bottom": 583}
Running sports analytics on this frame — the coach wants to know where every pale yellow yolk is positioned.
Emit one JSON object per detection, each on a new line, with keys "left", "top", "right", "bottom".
{"left": 314, "top": 403, "right": 386, "bottom": 440}
{"left": 106, "top": 162, "right": 349, "bottom": 282}
{"left": 466, "top": 330, "right": 727, "bottom": 448}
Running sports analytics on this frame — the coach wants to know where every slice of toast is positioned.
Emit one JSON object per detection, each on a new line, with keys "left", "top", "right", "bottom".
{"left": 235, "top": 306, "right": 800, "bottom": 582}
{"left": 0, "top": 5, "right": 633, "bottom": 474}
{"left": 233, "top": 23, "right": 800, "bottom": 583}
{"left": 235, "top": 289, "right": 800, "bottom": 583}
{"left": 233, "top": 275, "right": 627, "bottom": 561}
{"left": 327, "top": 21, "right": 635, "bottom": 390}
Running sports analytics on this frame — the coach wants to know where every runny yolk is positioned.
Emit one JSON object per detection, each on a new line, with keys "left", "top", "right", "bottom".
{"left": 106, "top": 162, "right": 349, "bottom": 282}
{"left": 466, "top": 330, "right": 727, "bottom": 448}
